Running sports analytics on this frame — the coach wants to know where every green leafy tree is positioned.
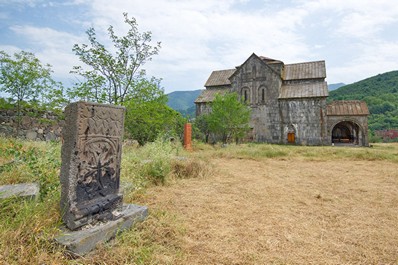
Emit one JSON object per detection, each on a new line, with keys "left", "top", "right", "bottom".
{"left": 0, "top": 50, "right": 61, "bottom": 133}
{"left": 70, "top": 12, "right": 161, "bottom": 105}
{"left": 124, "top": 92, "right": 186, "bottom": 145}
{"left": 194, "top": 114, "right": 210, "bottom": 143}
{"left": 205, "top": 92, "right": 251, "bottom": 144}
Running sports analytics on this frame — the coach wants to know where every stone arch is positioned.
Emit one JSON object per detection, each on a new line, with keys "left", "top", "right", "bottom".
{"left": 330, "top": 120, "right": 365, "bottom": 145}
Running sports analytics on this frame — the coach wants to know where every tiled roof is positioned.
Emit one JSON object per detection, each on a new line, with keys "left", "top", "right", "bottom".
{"left": 283, "top": 61, "right": 326, "bottom": 80}
{"left": 279, "top": 82, "right": 328, "bottom": 99}
{"left": 194, "top": 88, "right": 229, "bottom": 103}
{"left": 326, "top": 100, "right": 369, "bottom": 116}
{"left": 204, "top": 69, "right": 236, "bottom": 87}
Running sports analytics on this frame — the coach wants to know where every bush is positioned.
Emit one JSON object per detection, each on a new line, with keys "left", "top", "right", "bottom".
{"left": 137, "top": 137, "right": 175, "bottom": 185}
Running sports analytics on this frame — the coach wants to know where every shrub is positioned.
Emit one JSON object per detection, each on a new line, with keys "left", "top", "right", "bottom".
{"left": 138, "top": 137, "right": 175, "bottom": 185}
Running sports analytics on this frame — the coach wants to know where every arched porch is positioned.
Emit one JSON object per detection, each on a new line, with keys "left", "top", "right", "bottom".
{"left": 331, "top": 121, "right": 363, "bottom": 145}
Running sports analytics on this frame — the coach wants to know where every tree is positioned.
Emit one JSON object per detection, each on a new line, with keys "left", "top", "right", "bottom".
{"left": 205, "top": 92, "right": 251, "bottom": 144}
{"left": 194, "top": 114, "right": 210, "bottom": 143}
{"left": 0, "top": 50, "right": 61, "bottom": 133}
{"left": 124, "top": 85, "right": 187, "bottom": 145}
{"left": 70, "top": 12, "right": 161, "bottom": 105}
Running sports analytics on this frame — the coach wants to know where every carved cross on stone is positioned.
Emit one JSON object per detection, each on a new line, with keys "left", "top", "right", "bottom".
{"left": 60, "top": 102, "right": 125, "bottom": 230}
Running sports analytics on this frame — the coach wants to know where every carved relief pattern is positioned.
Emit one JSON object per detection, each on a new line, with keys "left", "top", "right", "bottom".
{"left": 75, "top": 104, "right": 124, "bottom": 204}
{"left": 76, "top": 137, "right": 119, "bottom": 202}
{"left": 78, "top": 104, "right": 123, "bottom": 137}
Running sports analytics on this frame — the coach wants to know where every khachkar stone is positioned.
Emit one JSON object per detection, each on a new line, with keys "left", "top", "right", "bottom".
{"left": 60, "top": 102, "right": 125, "bottom": 230}
{"left": 57, "top": 102, "right": 147, "bottom": 255}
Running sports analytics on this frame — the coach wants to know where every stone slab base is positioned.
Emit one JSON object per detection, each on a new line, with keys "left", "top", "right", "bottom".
{"left": 55, "top": 204, "right": 148, "bottom": 256}
{"left": 0, "top": 182, "right": 40, "bottom": 200}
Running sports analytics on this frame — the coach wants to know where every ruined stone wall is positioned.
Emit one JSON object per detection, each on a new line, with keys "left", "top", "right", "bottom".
{"left": 230, "top": 55, "right": 283, "bottom": 143}
{"left": 0, "top": 108, "right": 63, "bottom": 140}
{"left": 279, "top": 98, "right": 328, "bottom": 145}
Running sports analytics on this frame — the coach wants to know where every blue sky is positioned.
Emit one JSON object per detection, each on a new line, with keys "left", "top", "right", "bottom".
{"left": 1, "top": 0, "right": 398, "bottom": 93}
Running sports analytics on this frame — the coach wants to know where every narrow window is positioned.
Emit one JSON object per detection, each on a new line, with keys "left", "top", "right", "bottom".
{"left": 261, "top": 88, "right": 265, "bottom": 102}
{"left": 244, "top": 90, "right": 248, "bottom": 103}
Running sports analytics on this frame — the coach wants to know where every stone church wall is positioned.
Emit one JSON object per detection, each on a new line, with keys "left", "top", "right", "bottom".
{"left": 230, "top": 55, "right": 283, "bottom": 143}
{"left": 279, "top": 98, "right": 328, "bottom": 145}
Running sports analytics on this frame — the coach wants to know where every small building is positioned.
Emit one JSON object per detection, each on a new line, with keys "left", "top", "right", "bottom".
{"left": 195, "top": 53, "right": 369, "bottom": 146}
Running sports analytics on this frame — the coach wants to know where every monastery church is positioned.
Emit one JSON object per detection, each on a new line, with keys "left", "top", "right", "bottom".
{"left": 195, "top": 53, "right": 369, "bottom": 146}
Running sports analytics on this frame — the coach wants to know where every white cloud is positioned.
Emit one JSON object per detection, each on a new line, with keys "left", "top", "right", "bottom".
{"left": 329, "top": 39, "right": 398, "bottom": 83}
{"left": 2, "top": 0, "right": 398, "bottom": 92}
{"left": 75, "top": 0, "right": 316, "bottom": 91}
{"left": 9, "top": 25, "right": 84, "bottom": 84}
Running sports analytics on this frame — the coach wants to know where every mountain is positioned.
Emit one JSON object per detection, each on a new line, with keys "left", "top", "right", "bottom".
{"left": 167, "top": 89, "right": 202, "bottom": 117}
{"left": 328, "top": 83, "right": 345, "bottom": 91}
{"left": 328, "top": 70, "right": 398, "bottom": 131}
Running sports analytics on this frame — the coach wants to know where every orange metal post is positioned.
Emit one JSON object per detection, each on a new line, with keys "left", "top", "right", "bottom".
{"left": 183, "top": 123, "right": 193, "bottom": 151}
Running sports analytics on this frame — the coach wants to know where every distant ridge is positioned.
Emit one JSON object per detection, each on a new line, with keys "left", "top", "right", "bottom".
{"left": 328, "top": 83, "right": 345, "bottom": 91}
{"left": 166, "top": 89, "right": 203, "bottom": 117}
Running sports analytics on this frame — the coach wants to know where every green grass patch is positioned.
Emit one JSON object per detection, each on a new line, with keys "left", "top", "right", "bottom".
{"left": 191, "top": 142, "right": 398, "bottom": 163}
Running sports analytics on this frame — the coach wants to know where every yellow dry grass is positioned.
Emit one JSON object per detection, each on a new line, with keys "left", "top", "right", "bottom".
{"left": 1, "top": 139, "right": 398, "bottom": 264}
{"left": 142, "top": 147, "right": 398, "bottom": 264}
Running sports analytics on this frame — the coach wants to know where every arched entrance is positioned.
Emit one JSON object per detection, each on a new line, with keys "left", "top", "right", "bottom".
{"left": 331, "top": 121, "right": 360, "bottom": 145}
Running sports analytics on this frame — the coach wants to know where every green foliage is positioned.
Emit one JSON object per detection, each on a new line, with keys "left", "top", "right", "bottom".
{"left": 0, "top": 50, "right": 64, "bottom": 132}
{"left": 0, "top": 97, "right": 14, "bottom": 110}
{"left": 0, "top": 138, "right": 60, "bottom": 199}
{"left": 139, "top": 137, "right": 174, "bottom": 185}
{"left": 193, "top": 114, "right": 210, "bottom": 143}
{"left": 70, "top": 12, "right": 161, "bottom": 105}
{"left": 0, "top": 51, "right": 57, "bottom": 102}
{"left": 204, "top": 92, "right": 251, "bottom": 144}
{"left": 329, "top": 71, "right": 398, "bottom": 131}
{"left": 124, "top": 85, "right": 187, "bottom": 145}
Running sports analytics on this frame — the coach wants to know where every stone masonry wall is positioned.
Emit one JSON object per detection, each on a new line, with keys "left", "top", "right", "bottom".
{"left": 0, "top": 108, "right": 64, "bottom": 141}
{"left": 230, "top": 55, "right": 283, "bottom": 143}
{"left": 279, "top": 98, "right": 328, "bottom": 145}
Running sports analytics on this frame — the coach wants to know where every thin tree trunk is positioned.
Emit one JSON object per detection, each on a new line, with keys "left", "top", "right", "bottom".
{"left": 15, "top": 99, "right": 21, "bottom": 137}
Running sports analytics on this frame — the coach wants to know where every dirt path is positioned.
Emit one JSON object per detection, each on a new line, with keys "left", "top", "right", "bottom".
{"left": 144, "top": 158, "right": 398, "bottom": 264}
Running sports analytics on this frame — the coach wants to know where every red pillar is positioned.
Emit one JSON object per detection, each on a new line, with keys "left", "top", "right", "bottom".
{"left": 183, "top": 123, "right": 193, "bottom": 151}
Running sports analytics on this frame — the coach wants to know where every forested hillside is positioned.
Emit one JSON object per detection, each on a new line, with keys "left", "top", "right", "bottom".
{"left": 167, "top": 89, "right": 202, "bottom": 118}
{"left": 328, "top": 71, "right": 398, "bottom": 131}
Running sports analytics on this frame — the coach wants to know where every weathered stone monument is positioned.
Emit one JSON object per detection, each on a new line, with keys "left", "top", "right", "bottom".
{"left": 56, "top": 102, "right": 147, "bottom": 255}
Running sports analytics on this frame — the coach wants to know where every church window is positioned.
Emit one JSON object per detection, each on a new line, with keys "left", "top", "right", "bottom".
{"left": 258, "top": 86, "right": 266, "bottom": 104}
{"left": 241, "top": 87, "right": 250, "bottom": 104}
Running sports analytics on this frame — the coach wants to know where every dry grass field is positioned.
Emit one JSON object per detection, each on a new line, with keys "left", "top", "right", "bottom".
{"left": 139, "top": 146, "right": 398, "bottom": 264}
{"left": 0, "top": 139, "right": 397, "bottom": 264}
